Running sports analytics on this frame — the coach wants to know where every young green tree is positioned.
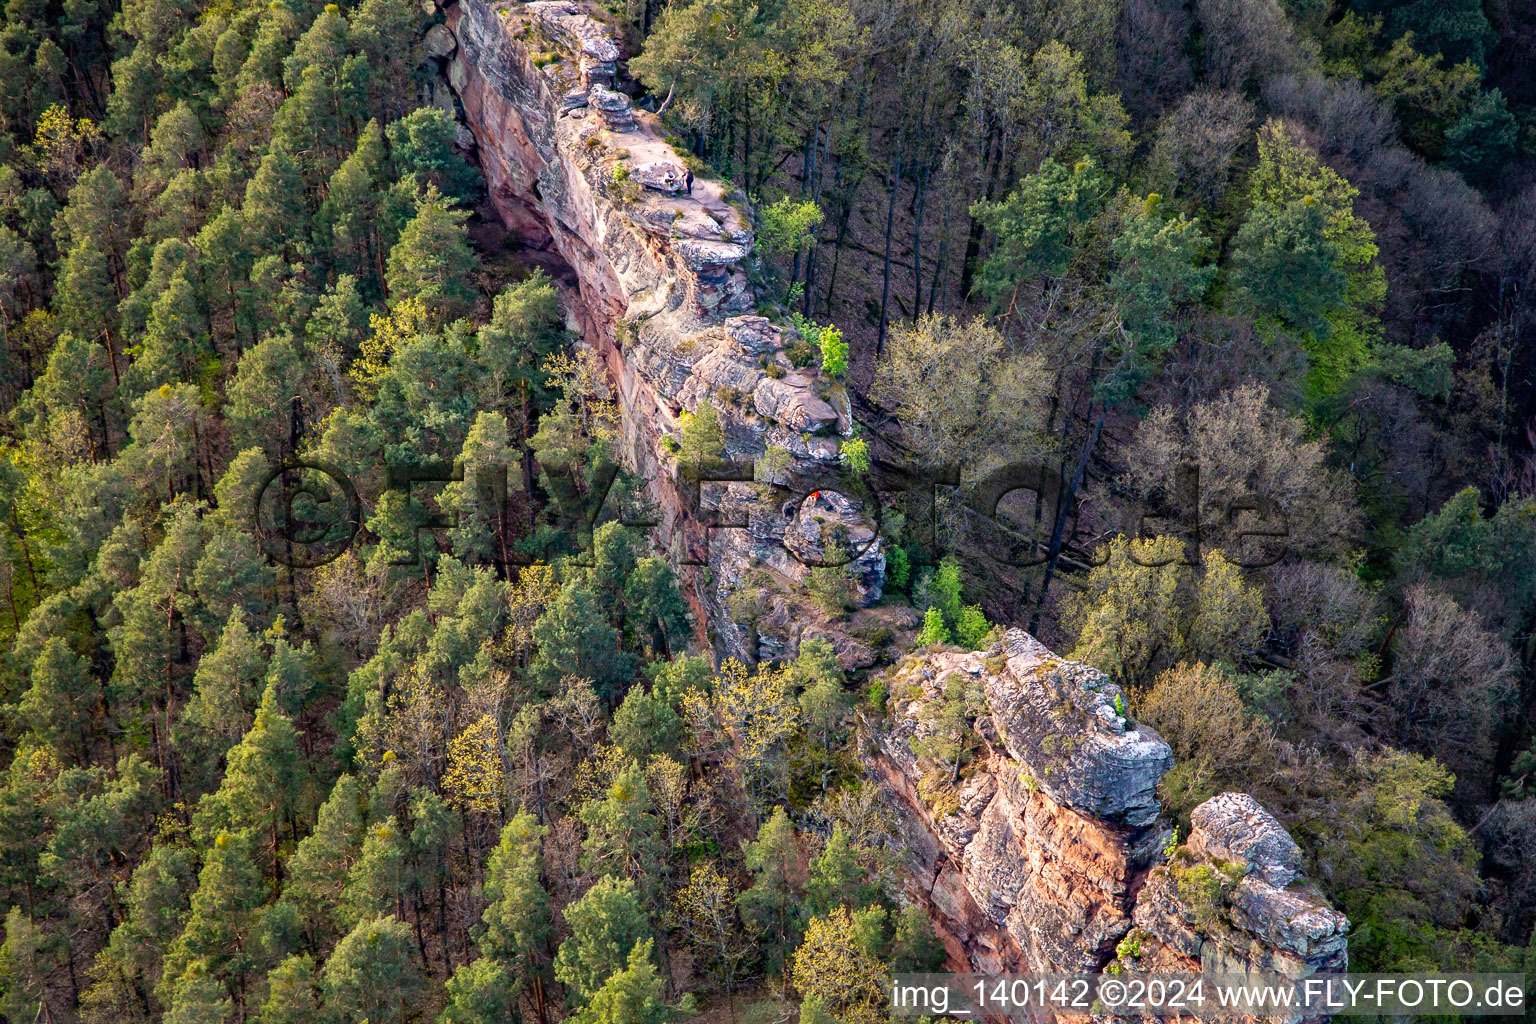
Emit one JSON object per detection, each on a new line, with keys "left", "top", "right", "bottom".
{"left": 578, "top": 763, "right": 664, "bottom": 895}
{"left": 554, "top": 874, "right": 652, "bottom": 1005}
{"left": 386, "top": 107, "right": 484, "bottom": 206}
{"left": 791, "top": 637, "right": 848, "bottom": 746}
{"left": 440, "top": 957, "right": 520, "bottom": 1024}
{"left": 259, "top": 954, "right": 322, "bottom": 1024}
{"left": 805, "top": 824, "right": 871, "bottom": 915}
{"left": 569, "top": 938, "right": 683, "bottom": 1024}
{"left": 623, "top": 557, "right": 692, "bottom": 658}
{"left": 610, "top": 684, "right": 683, "bottom": 761}
{"left": 1230, "top": 198, "right": 1346, "bottom": 341}
{"left": 739, "top": 806, "right": 803, "bottom": 968}
{"left": 18, "top": 636, "right": 99, "bottom": 758}
{"left": 283, "top": 775, "right": 364, "bottom": 947}
{"left": 320, "top": 915, "right": 422, "bottom": 1024}
{"left": 192, "top": 683, "right": 306, "bottom": 871}
{"left": 676, "top": 400, "right": 725, "bottom": 472}
{"left": 384, "top": 187, "right": 477, "bottom": 323}
{"left": 530, "top": 580, "right": 636, "bottom": 700}
{"left": 0, "top": 906, "right": 47, "bottom": 1023}
{"left": 480, "top": 810, "right": 550, "bottom": 970}
{"left": 912, "top": 671, "right": 984, "bottom": 784}
{"left": 159, "top": 829, "right": 268, "bottom": 1015}
{"left": 1242, "top": 119, "right": 1385, "bottom": 397}
{"left": 915, "top": 606, "right": 950, "bottom": 646}
{"left": 176, "top": 609, "right": 265, "bottom": 792}
{"left": 341, "top": 817, "right": 407, "bottom": 924}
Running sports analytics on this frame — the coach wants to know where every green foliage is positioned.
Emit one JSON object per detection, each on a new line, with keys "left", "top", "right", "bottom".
{"left": 840, "top": 435, "right": 870, "bottom": 474}
{"left": 930, "top": 555, "right": 963, "bottom": 627}
{"left": 387, "top": 107, "right": 485, "bottom": 206}
{"left": 385, "top": 187, "right": 479, "bottom": 324}
{"left": 611, "top": 683, "right": 684, "bottom": 759}
{"left": 915, "top": 606, "right": 950, "bottom": 646}
{"left": 676, "top": 401, "right": 725, "bottom": 471}
{"left": 1445, "top": 88, "right": 1517, "bottom": 181}
{"left": 972, "top": 158, "right": 1104, "bottom": 305}
{"left": 480, "top": 811, "right": 550, "bottom": 968}
{"left": 441, "top": 958, "right": 520, "bottom": 1024}
{"left": 953, "top": 604, "right": 992, "bottom": 649}
{"left": 568, "top": 939, "right": 685, "bottom": 1024}
{"left": 757, "top": 197, "right": 823, "bottom": 262}
{"left": 1230, "top": 198, "right": 1346, "bottom": 339}
{"left": 321, "top": 915, "right": 422, "bottom": 1024}
{"left": 1243, "top": 119, "right": 1385, "bottom": 397}
{"left": 739, "top": 807, "right": 803, "bottom": 967}
{"left": 555, "top": 875, "right": 653, "bottom": 1004}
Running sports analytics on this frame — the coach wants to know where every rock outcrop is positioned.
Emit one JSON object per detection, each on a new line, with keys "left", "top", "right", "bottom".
{"left": 865, "top": 629, "right": 1347, "bottom": 993}
{"left": 435, "top": 6, "right": 1350, "bottom": 1013}
{"left": 439, "top": 0, "right": 881, "bottom": 662}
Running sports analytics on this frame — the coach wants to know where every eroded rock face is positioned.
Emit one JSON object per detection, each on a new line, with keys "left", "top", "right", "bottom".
{"left": 865, "top": 629, "right": 1348, "bottom": 1005}
{"left": 440, "top": 0, "right": 881, "bottom": 660}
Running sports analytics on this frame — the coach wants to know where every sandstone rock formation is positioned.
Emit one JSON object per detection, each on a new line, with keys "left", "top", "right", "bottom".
{"left": 438, "top": 0, "right": 882, "bottom": 662}
{"left": 435, "top": 4, "right": 1351, "bottom": 1010}
{"left": 865, "top": 629, "right": 1348, "bottom": 989}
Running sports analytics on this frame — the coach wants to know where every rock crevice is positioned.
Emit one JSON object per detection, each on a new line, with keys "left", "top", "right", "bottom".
{"left": 440, "top": 0, "right": 882, "bottom": 660}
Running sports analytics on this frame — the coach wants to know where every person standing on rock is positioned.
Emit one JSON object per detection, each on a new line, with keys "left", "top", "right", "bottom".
{"left": 685, "top": 169, "right": 694, "bottom": 195}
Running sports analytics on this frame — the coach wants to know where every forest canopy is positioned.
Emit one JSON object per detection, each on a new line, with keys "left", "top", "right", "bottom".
{"left": 0, "top": 0, "right": 1531, "bottom": 1020}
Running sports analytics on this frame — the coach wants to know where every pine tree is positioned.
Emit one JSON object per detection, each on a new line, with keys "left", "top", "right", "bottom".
{"left": 569, "top": 939, "right": 680, "bottom": 1024}
{"left": 578, "top": 763, "right": 664, "bottom": 895}
{"left": 177, "top": 609, "right": 265, "bottom": 793}
{"left": 159, "top": 829, "right": 267, "bottom": 1014}
{"left": 18, "top": 636, "right": 98, "bottom": 758}
{"left": 739, "top": 806, "right": 803, "bottom": 964}
{"left": 341, "top": 816, "right": 406, "bottom": 924}
{"left": 241, "top": 147, "right": 307, "bottom": 260}
{"left": 530, "top": 580, "right": 636, "bottom": 699}
{"left": 553, "top": 874, "right": 651, "bottom": 1004}
{"left": 0, "top": 906, "right": 47, "bottom": 1023}
{"left": 622, "top": 557, "right": 691, "bottom": 659}
{"left": 440, "top": 957, "right": 519, "bottom": 1024}
{"left": 791, "top": 637, "right": 847, "bottom": 746}
{"left": 192, "top": 684, "right": 307, "bottom": 873}
{"left": 384, "top": 188, "right": 477, "bottom": 323}
{"left": 80, "top": 841, "right": 196, "bottom": 1021}
{"left": 676, "top": 400, "right": 724, "bottom": 472}
{"left": 283, "top": 775, "right": 364, "bottom": 947}
{"left": 805, "top": 824, "right": 870, "bottom": 915}
{"left": 385, "top": 108, "right": 483, "bottom": 206}
{"left": 609, "top": 684, "right": 683, "bottom": 761}
{"left": 480, "top": 810, "right": 550, "bottom": 969}
{"left": 259, "top": 954, "right": 322, "bottom": 1024}
{"left": 320, "top": 915, "right": 421, "bottom": 1024}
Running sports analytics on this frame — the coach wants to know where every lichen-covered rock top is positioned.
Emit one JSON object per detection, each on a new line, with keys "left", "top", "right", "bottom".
{"left": 1189, "top": 792, "right": 1304, "bottom": 888}
{"left": 990, "top": 629, "right": 1173, "bottom": 827}
{"left": 1126, "top": 793, "right": 1349, "bottom": 987}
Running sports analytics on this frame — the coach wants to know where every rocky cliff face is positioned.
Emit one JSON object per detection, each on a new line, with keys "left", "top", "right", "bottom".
{"left": 866, "top": 629, "right": 1348, "bottom": 987}
{"left": 436, "top": 3, "right": 1349, "bottom": 1006}
{"left": 438, "top": 0, "right": 883, "bottom": 663}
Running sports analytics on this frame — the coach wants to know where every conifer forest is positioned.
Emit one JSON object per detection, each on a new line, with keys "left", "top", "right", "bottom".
{"left": 0, "top": 0, "right": 1532, "bottom": 1020}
